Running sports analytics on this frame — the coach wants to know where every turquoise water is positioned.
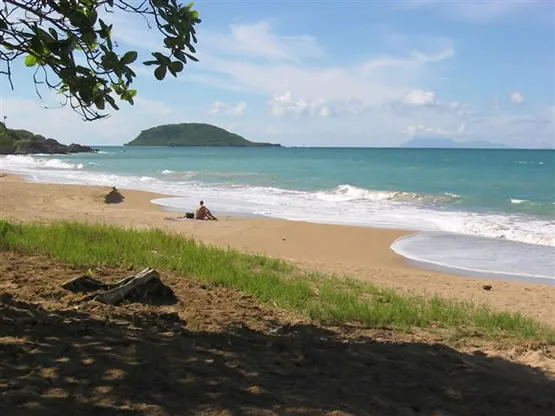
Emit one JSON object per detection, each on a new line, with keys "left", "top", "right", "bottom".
{"left": 2, "top": 147, "right": 554, "bottom": 280}
{"left": 39, "top": 147, "right": 555, "bottom": 214}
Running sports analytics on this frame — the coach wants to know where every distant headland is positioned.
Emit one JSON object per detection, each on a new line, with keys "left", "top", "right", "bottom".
{"left": 125, "top": 123, "right": 281, "bottom": 147}
{"left": 0, "top": 122, "right": 97, "bottom": 155}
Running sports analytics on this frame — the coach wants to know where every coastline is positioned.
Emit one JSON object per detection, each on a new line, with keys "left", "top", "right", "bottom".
{"left": 1, "top": 172, "right": 554, "bottom": 327}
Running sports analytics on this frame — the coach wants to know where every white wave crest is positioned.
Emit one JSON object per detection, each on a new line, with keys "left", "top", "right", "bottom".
{"left": 516, "top": 160, "right": 545, "bottom": 165}
{"left": 1, "top": 155, "right": 83, "bottom": 170}
{"left": 315, "top": 185, "right": 460, "bottom": 204}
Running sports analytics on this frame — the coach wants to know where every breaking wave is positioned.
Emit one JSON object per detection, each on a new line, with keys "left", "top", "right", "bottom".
{"left": 1, "top": 155, "right": 83, "bottom": 170}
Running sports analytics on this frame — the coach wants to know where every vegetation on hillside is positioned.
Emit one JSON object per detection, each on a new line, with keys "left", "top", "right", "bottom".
{"left": 0, "top": 220, "right": 552, "bottom": 342}
{"left": 0, "top": 122, "right": 95, "bottom": 155}
{"left": 126, "top": 123, "right": 281, "bottom": 147}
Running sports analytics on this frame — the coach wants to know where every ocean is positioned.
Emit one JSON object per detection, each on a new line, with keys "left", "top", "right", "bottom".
{"left": 2, "top": 147, "right": 554, "bottom": 282}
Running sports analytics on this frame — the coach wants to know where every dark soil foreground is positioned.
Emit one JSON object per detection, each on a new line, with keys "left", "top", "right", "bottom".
{"left": 1, "top": 252, "right": 554, "bottom": 416}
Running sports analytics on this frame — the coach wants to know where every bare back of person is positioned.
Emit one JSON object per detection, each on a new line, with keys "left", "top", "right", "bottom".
{"left": 195, "top": 200, "right": 217, "bottom": 220}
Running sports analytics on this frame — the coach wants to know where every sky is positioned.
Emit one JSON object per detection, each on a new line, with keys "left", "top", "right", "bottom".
{"left": 1, "top": 0, "right": 554, "bottom": 148}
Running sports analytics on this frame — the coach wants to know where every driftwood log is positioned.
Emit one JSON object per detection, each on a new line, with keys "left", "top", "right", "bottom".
{"left": 62, "top": 268, "right": 176, "bottom": 306}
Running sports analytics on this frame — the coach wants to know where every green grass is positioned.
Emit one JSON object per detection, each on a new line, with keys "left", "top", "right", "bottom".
{"left": 1, "top": 219, "right": 553, "bottom": 342}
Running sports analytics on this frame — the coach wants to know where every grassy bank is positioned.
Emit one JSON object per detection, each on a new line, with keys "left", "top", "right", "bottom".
{"left": 1, "top": 219, "right": 553, "bottom": 342}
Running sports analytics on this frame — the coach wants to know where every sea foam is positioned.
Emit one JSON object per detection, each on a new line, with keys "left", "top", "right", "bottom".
{"left": 2, "top": 155, "right": 83, "bottom": 170}
{"left": 391, "top": 232, "right": 555, "bottom": 282}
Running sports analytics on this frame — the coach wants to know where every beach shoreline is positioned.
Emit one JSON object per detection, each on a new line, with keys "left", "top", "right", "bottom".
{"left": 1, "top": 172, "right": 554, "bottom": 327}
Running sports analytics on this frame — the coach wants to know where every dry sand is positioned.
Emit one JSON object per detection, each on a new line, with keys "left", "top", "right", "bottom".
{"left": 1, "top": 173, "right": 554, "bottom": 327}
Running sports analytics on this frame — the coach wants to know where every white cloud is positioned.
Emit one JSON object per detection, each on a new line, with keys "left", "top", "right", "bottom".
{"left": 202, "top": 21, "right": 325, "bottom": 62}
{"left": 401, "top": 122, "right": 468, "bottom": 137}
{"left": 228, "top": 102, "right": 247, "bottom": 115}
{"left": 197, "top": 47, "right": 453, "bottom": 108}
{"left": 510, "top": 91, "right": 525, "bottom": 105}
{"left": 269, "top": 92, "right": 325, "bottom": 117}
{"left": 209, "top": 101, "right": 227, "bottom": 114}
{"left": 361, "top": 47, "right": 454, "bottom": 71}
{"left": 99, "top": 17, "right": 455, "bottom": 111}
{"left": 185, "top": 21, "right": 455, "bottom": 111}
{"left": 209, "top": 101, "right": 247, "bottom": 115}
{"left": 402, "top": 89, "right": 437, "bottom": 106}
{"left": 319, "top": 106, "right": 331, "bottom": 117}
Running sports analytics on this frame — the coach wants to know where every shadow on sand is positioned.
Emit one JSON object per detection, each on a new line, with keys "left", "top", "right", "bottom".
{"left": 1, "top": 294, "right": 554, "bottom": 416}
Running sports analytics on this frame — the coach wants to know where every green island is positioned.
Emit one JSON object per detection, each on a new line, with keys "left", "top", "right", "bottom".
{"left": 0, "top": 122, "right": 96, "bottom": 155}
{"left": 125, "top": 122, "right": 281, "bottom": 147}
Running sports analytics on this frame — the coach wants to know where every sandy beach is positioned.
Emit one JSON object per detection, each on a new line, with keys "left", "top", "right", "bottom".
{"left": 1, "top": 173, "right": 554, "bottom": 327}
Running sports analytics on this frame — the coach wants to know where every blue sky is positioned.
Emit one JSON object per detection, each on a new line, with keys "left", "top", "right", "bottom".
{"left": 1, "top": 0, "right": 554, "bottom": 148}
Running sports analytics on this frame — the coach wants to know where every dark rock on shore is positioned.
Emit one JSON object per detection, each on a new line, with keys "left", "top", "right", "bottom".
{"left": 0, "top": 122, "right": 97, "bottom": 155}
{"left": 67, "top": 143, "right": 97, "bottom": 154}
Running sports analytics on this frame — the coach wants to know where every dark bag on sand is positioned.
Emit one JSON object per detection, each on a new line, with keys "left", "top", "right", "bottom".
{"left": 185, "top": 212, "right": 195, "bottom": 219}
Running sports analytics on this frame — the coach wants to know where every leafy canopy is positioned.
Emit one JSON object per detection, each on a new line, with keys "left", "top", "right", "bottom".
{"left": 0, "top": 0, "right": 201, "bottom": 120}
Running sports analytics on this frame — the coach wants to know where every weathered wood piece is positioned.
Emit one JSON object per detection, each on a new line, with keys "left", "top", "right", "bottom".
{"left": 62, "top": 268, "right": 176, "bottom": 306}
{"left": 96, "top": 268, "right": 159, "bottom": 305}
{"left": 61, "top": 275, "right": 109, "bottom": 292}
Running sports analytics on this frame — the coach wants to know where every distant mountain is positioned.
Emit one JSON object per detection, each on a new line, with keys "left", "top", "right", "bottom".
{"left": 125, "top": 123, "right": 281, "bottom": 147}
{"left": 0, "top": 122, "right": 97, "bottom": 155}
{"left": 401, "top": 138, "right": 510, "bottom": 149}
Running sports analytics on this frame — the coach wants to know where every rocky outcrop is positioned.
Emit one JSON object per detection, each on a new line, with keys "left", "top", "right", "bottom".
{"left": 0, "top": 122, "right": 97, "bottom": 155}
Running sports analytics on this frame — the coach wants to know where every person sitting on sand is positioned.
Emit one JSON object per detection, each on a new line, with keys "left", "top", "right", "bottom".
{"left": 195, "top": 200, "right": 217, "bottom": 220}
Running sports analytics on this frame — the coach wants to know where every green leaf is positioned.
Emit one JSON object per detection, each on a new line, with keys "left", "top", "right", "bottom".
{"left": 79, "top": 85, "right": 93, "bottom": 104}
{"left": 174, "top": 50, "right": 186, "bottom": 62}
{"left": 143, "top": 60, "right": 158, "bottom": 66}
{"left": 154, "top": 65, "right": 167, "bottom": 81}
{"left": 170, "top": 61, "right": 184, "bottom": 73}
{"left": 106, "top": 95, "right": 119, "bottom": 110}
{"left": 152, "top": 52, "right": 166, "bottom": 62}
{"left": 164, "top": 37, "right": 177, "bottom": 48}
{"left": 88, "top": 9, "right": 98, "bottom": 25}
{"left": 36, "top": 28, "right": 54, "bottom": 44}
{"left": 24, "top": 55, "right": 38, "bottom": 67}
{"left": 128, "top": 89, "right": 137, "bottom": 98}
{"left": 94, "top": 97, "right": 105, "bottom": 110}
{"left": 48, "top": 28, "right": 58, "bottom": 40}
{"left": 121, "top": 51, "right": 138, "bottom": 65}
{"left": 184, "top": 53, "right": 199, "bottom": 62}
{"left": 82, "top": 30, "right": 97, "bottom": 46}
